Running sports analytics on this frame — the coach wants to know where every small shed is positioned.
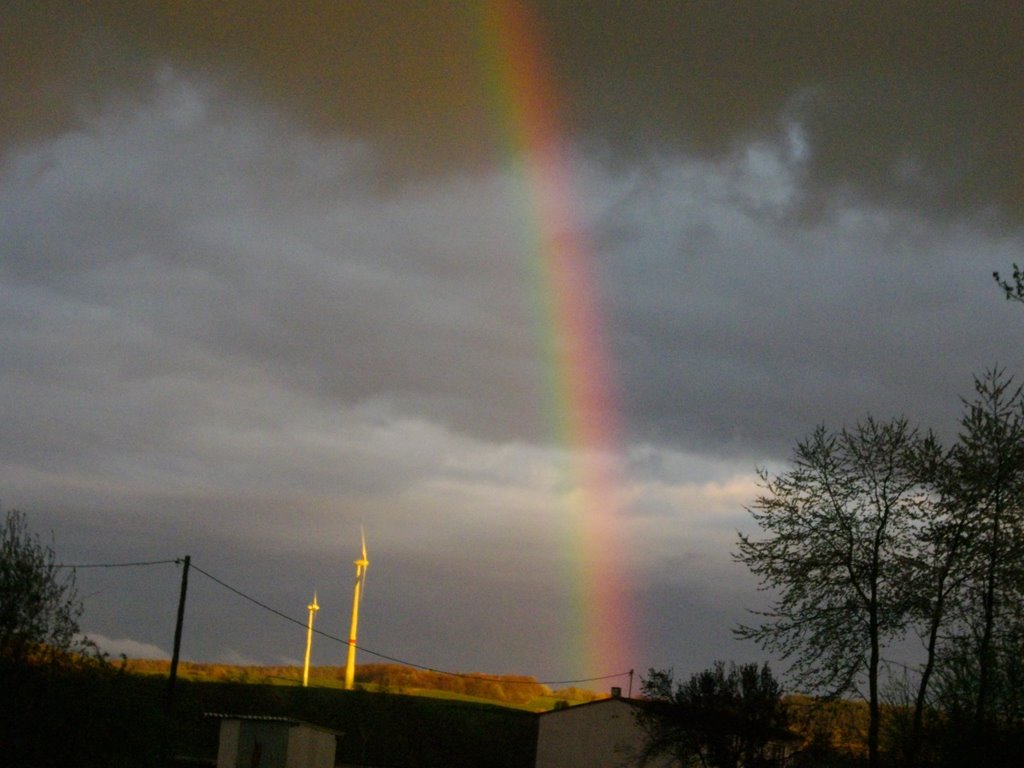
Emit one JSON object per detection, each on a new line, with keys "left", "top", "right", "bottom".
{"left": 534, "top": 692, "right": 673, "bottom": 768}
{"left": 207, "top": 714, "right": 340, "bottom": 768}
{"left": 536, "top": 695, "right": 640, "bottom": 768}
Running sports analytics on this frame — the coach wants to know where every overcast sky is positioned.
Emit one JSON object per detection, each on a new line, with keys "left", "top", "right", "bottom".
{"left": 3, "top": 1, "right": 1023, "bottom": 688}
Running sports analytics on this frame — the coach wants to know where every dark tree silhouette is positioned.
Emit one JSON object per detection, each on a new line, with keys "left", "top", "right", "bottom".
{"left": 635, "top": 662, "right": 793, "bottom": 768}
{"left": 945, "top": 370, "right": 1024, "bottom": 735}
{"left": 0, "top": 508, "right": 88, "bottom": 662}
{"left": 736, "top": 418, "right": 931, "bottom": 768}
{"left": 993, "top": 263, "right": 1024, "bottom": 304}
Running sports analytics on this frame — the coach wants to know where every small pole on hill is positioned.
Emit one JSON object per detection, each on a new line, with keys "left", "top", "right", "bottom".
{"left": 167, "top": 555, "right": 191, "bottom": 711}
{"left": 628, "top": 669, "right": 634, "bottom": 699}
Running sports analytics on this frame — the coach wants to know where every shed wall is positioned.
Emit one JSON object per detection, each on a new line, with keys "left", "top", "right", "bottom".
{"left": 535, "top": 699, "right": 645, "bottom": 768}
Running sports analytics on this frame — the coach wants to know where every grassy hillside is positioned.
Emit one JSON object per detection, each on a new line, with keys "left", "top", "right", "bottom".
{"left": 4, "top": 655, "right": 545, "bottom": 768}
{"left": 124, "top": 659, "right": 605, "bottom": 711}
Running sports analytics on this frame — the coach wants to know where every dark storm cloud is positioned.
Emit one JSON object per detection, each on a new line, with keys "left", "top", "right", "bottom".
{"left": 544, "top": 1, "right": 1024, "bottom": 224}
{"left": 6, "top": 2, "right": 1022, "bottom": 219}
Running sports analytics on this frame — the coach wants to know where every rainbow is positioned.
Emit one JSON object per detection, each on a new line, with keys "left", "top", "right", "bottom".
{"left": 476, "top": 1, "right": 636, "bottom": 680}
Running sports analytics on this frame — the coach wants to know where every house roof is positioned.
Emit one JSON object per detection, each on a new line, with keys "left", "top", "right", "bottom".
{"left": 538, "top": 696, "right": 642, "bottom": 717}
{"left": 206, "top": 713, "right": 300, "bottom": 723}
{"left": 204, "top": 713, "right": 343, "bottom": 735}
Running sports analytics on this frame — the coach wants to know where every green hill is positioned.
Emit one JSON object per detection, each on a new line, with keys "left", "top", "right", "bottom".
{"left": 124, "top": 659, "right": 605, "bottom": 711}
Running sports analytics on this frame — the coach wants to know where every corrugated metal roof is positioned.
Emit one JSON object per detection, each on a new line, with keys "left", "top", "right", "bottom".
{"left": 203, "top": 713, "right": 343, "bottom": 736}
{"left": 204, "top": 713, "right": 301, "bottom": 724}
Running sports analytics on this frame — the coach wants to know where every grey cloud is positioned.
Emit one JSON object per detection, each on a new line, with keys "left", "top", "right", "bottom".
{"left": 581, "top": 150, "right": 1024, "bottom": 459}
{"left": 6, "top": 3, "right": 1022, "bottom": 222}
{"left": 1, "top": 71, "right": 549, "bottom": 488}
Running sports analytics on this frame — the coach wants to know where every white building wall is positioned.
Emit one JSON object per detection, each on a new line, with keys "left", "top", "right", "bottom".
{"left": 286, "top": 724, "right": 336, "bottom": 768}
{"left": 216, "top": 720, "right": 241, "bottom": 768}
{"left": 213, "top": 717, "right": 336, "bottom": 768}
{"left": 535, "top": 699, "right": 649, "bottom": 768}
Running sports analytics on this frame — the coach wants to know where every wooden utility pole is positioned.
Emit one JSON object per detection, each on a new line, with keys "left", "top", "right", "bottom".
{"left": 167, "top": 555, "right": 191, "bottom": 710}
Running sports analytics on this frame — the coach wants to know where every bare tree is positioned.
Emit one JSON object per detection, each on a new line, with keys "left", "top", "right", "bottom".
{"left": 736, "top": 418, "right": 931, "bottom": 768}
{"left": 946, "top": 369, "right": 1024, "bottom": 732}
{"left": 897, "top": 433, "right": 972, "bottom": 767}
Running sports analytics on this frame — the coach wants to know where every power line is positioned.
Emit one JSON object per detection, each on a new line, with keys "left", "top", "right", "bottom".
{"left": 188, "top": 560, "right": 633, "bottom": 687}
{"left": 56, "top": 559, "right": 180, "bottom": 568}
{"left": 47, "top": 556, "right": 633, "bottom": 687}
{"left": 190, "top": 562, "right": 314, "bottom": 634}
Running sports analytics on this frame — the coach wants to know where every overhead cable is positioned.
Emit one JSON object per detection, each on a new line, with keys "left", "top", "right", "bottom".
{"left": 188, "top": 560, "right": 633, "bottom": 687}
